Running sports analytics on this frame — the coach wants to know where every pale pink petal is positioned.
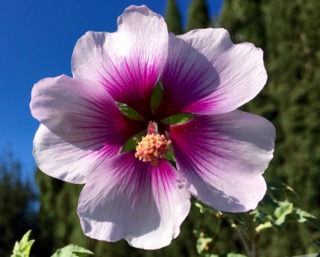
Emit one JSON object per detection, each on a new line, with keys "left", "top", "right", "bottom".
{"left": 72, "top": 5, "right": 168, "bottom": 116}
{"left": 31, "top": 75, "right": 142, "bottom": 183}
{"left": 160, "top": 29, "right": 267, "bottom": 116}
{"left": 33, "top": 125, "right": 106, "bottom": 183}
{"left": 169, "top": 110, "right": 275, "bottom": 212}
{"left": 77, "top": 152, "right": 191, "bottom": 249}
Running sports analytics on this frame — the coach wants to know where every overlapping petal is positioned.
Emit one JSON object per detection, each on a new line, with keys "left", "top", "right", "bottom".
{"left": 31, "top": 75, "right": 142, "bottom": 183}
{"left": 72, "top": 5, "right": 168, "bottom": 115}
{"left": 77, "top": 152, "right": 191, "bottom": 249}
{"left": 30, "top": 4, "right": 275, "bottom": 249}
{"left": 169, "top": 110, "right": 275, "bottom": 212}
{"left": 33, "top": 125, "right": 105, "bottom": 183}
{"left": 161, "top": 29, "right": 267, "bottom": 116}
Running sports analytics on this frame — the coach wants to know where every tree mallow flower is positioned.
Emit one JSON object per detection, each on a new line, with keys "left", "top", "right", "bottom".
{"left": 30, "top": 5, "right": 275, "bottom": 250}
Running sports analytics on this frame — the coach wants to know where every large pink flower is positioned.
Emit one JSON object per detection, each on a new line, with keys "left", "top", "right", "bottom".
{"left": 30, "top": 5, "right": 275, "bottom": 250}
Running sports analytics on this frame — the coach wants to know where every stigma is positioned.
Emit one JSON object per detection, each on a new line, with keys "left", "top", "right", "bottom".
{"left": 135, "top": 123, "right": 171, "bottom": 166}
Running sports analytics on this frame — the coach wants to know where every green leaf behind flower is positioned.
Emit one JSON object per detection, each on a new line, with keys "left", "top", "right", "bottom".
{"left": 51, "top": 244, "right": 94, "bottom": 257}
{"left": 11, "top": 230, "right": 35, "bottom": 257}
{"left": 162, "top": 113, "right": 195, "bottom": 125}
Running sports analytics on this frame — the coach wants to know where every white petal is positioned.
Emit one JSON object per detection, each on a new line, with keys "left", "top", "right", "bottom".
{"left": 170, "top": 110, "right": 275, "bottom": 212}
{"left": 33, "top": 125, "right": 109, "bottom": 183}
{"left": 162, "top": 28, "right": 267, "bottom": 115}
{"left": 78, "top": 153, "right": 191, "bottom": 249}
{"left": 31, "top": 75, "right": 137, "bottom": 183}
{"left": 72, "top": 5, "right": 168, "bottom": 111}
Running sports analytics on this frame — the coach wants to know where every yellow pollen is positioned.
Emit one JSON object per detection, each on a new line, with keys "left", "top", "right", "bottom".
{"left": 135, "top": 134, "right": 171, "bottom": 166}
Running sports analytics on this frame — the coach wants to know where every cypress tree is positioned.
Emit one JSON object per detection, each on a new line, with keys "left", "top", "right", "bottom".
{"left": 187, "top": 0, "right": 210, "bottom": 31}
{"left": 165, "top": 0, "right": 183, "bottom": 34}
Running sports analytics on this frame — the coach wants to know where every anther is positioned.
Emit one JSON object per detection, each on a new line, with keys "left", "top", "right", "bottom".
{"left": 135, "top": 133, "right": 171, "bottom": 166}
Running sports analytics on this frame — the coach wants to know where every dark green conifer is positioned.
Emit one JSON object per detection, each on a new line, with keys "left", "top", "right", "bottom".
{"left": 187, "top": 0, "right": 210, "bottom": 31}
{"left": 0, "top": 152, "right": 36, "bottom": 257}
{"left": 165, "top": 0, "right": 183, "bottom": 34}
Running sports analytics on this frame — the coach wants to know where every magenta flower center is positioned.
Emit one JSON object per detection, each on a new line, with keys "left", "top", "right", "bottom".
{"left": 134, "top": 122, "right": 171, "bottom": 166}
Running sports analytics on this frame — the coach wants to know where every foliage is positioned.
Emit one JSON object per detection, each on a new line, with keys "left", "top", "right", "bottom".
{"left": 219, "top": 0, "right": 320, "bottom": 256}
{"left": 187, "top": 0, "right": 210, "bottom": 31}
{"left": 51, "top": 245, "right": 93, "bottom": 257}
{"left": 0, "top": 151, "right": 37, "bottom": 257}
{"left": 194, "top": 180, "right": 320, "bottom": 257}
{"left": 11, "top": 230, "right": 34, "bottom": 257}
{"left": 11, "top": 231, "right": 93, "bottom": 257}
{"left": 165, "top": 0, "right": 183, "bottom": 34}
{"left": 35, "top": 169, "right": 99, "bottom": 256}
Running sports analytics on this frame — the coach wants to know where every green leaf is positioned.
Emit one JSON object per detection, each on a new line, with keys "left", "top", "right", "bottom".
{"left": 51, "top": 244, "right": 94, "bottom": 257}
{"left": 274, "top": 201, "right": 293, "bottom": 226}
{"left": 267, "top": 180, "right": 290, "bottom": 191}
{"left": 150, "top": 82, "right": 163, "bottom": 114}
{"left": 255, "top": 221, "right": 273, "bottom": 233}
{"left": 250, "top": 209, "right": 274, "bottom": 232}
{"left": 196, "top": 237, "right": 213, "bottom": 254}
{"left": 294, "top": 208, "right": 315, "bottom": 223}
{"left": 267, "top": 180, "right": 295, "bottom": 201}
{"left": 116, "top": 102, "right": 145, "bottom": 121}
{"left": 11, "top": 230, "right": 35, "bottom": 257}
{"left": 305, "top": 216, "right": 320, "bottom": 230}
{"left": 121, "top": 130, "right": 146, "bottom": 153}
{"left": 165, "top": 145, "right": 176, "bottom": 162}
{"left": 194, "top": 202, "right": 215, "bottom": 214}
{"left": 162, "top": 113, "right": 195, "bottom": 125}
{"left": 226, "top": 253, "right": 248, "bottom": 257}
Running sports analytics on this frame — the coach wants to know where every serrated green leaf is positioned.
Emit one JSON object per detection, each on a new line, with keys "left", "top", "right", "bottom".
{"left": 11, "top": 230, "right": 35, "bottom": 257}
{"left": 51, "top": 244, "right": 93, "bottom": 257}
{"left": 20, "top": 230, "right": 32, "bottom": 247}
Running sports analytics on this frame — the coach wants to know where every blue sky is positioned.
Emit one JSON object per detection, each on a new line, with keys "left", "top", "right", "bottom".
{"left": 0, "top": 0, "right": 223, "bottom": 180}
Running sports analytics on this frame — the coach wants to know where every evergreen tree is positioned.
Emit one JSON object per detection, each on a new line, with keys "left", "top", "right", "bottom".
{"left": 0, "top": 151, "right": 37, "bottom": 257}
{"left": 219, "top": 0, "right": 320, "bottom": 256}
{"left": 219, "top": 0, "right": 266, "bottom": 48}
{"left": 187, "top": 0, "right": 210, "bottom": 31}
{"left": 165, "top": 0, "right": 183, "bottom": 34}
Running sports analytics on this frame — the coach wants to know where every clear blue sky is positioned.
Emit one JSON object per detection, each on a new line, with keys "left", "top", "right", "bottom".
{"left": 0, "top": 0, "right": 223, "bottom": 180}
